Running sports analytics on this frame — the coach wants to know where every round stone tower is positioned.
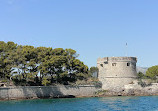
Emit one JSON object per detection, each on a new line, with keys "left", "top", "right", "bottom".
{"left": 97, "top": 57, "right": 137, "bottom": 90}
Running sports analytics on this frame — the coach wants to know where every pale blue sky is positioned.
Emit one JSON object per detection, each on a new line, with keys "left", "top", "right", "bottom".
{"left": 0, "top": 0, "right": 158, "bottom": 67}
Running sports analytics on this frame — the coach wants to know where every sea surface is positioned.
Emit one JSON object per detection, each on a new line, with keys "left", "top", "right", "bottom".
{"left": 0, "top": 96, "right": 158, "bottom": 111}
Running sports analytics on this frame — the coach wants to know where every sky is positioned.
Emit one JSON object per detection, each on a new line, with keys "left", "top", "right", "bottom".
{"left": 0, "top": 0, "right": 158, "bottom": 68}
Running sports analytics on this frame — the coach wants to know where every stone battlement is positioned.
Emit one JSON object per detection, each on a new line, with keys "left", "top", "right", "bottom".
{"left": 97, "top": 57, "right": 137, "bottom": 63}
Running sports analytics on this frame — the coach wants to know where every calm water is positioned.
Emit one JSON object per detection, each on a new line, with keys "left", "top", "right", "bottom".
{"left": 0, "top": 96, "right": 158, "bottom": 111}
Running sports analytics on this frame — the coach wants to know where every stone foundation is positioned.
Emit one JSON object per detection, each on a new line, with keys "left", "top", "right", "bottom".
{"left": 97, "top": 82, "right": 158, "bottom": 97}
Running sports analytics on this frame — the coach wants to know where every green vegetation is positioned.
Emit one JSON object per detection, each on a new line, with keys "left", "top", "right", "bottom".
{"left": 89, "top": 67, "right": 98, "bottom": 77}
{"left": 137, "top": 66, "right": 158, "bottom": 86}
{"left": 95, "top": 89, "right": 108, "bottom": 96}
{"left": 146, "top": 65, "right": 158, "bottom": 80}
{"left": 42, "top": 77, "right": 51, "bottom": 86}
{"left": 0, "top": 41, "right": 93, "bottom": 86}
{"left": 137, "top": 71, "right": 145, "bottom": 79}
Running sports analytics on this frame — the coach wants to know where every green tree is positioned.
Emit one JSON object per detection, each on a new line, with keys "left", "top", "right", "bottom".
{"left": 137, "top": 71, "right": 144, "bottom": 79}
{"left": 71, "top": 59, "right": 89, "bottom": 80}
{"left": 10, "top": 45, "right": 26, "bottom": 81}
{"left": 0, "top": 41, "right": 17, "bottom": 80}
{"left": 0, "top": 41, "right": 89, "bottom": 86}
{"left": 89, "top": 67, "right": 98, "bottom": 77}
{"left": 42, "top": 55, "right": 67, "bottom": 83}
{"left": 37, "top": 47, "right": 52, "bottom": 84}
{"left": 146, "top": 65, "right": 158, "bottom": 80}
{"left": 11, "top": 45, "right": 38, "bottom": 85}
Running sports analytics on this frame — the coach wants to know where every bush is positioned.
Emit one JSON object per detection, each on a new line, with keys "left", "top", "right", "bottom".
{"left": 95, "top": 90, "right": 108, "bottom": 95}
{"left": 1, "top": 79, "right": 8, "bottom": 83}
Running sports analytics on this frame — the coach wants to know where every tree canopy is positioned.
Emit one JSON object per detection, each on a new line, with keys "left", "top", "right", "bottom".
{"left": 0, "top": 41, "right": 89, "bottom": 86}
{"left": 146, "top": 65, "right": 158, "bottom": 80}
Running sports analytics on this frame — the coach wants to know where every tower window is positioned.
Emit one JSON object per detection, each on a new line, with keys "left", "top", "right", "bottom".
{"left": 127, "top": 63, "right": 130, "bottom": 66}
{"left": 112, "top": 63, "right": 117, "bottom": 66}
{"left": 104, "top": 62, "right": 108, "bottom": 64}
{"left": 100, "top": 64, "right": 103, "bottom": 67}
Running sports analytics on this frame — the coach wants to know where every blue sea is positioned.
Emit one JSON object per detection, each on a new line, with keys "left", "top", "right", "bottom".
{"left": 0, "top": 96, "right": 158, "bottom": 111}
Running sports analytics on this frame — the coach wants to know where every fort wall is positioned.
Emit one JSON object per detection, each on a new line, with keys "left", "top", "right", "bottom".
{"left": 0, "top": 85, "right": 99, "bottom": 100}
{"left": 97, "top": 57, "right": 137, "bottom": 90}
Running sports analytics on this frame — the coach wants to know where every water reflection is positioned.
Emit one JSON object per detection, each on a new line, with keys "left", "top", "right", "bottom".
{"left": 98, "top": 96, "right": 138, "bottom": 111}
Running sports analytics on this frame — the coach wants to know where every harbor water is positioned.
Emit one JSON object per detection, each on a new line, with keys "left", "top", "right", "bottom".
{"left": 0, "top": 96, "right": 158, "bottom": 111}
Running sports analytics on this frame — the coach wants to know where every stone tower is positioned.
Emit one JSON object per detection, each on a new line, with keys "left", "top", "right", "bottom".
{"left": 97, "top": 57, "right": 137, "bottom": 90}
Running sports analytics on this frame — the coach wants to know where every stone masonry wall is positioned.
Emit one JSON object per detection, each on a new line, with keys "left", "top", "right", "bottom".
{"left": 97, "top": 57, "right": 137, "bottom": 90}
{"left": 0, "top": 85, "right": 99, "bottom": 100}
